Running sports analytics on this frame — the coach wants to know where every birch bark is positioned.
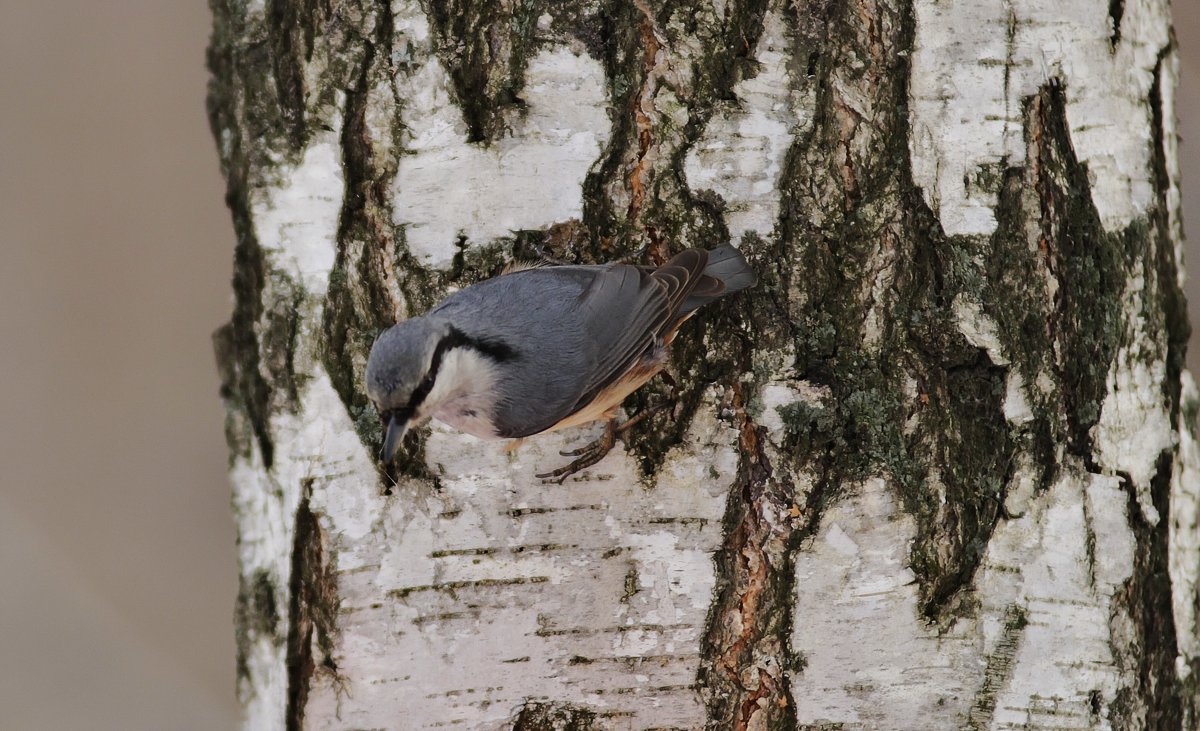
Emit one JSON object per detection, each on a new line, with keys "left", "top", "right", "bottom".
{"left": 208, "top": 0, "right": 1200, "bottom": 728}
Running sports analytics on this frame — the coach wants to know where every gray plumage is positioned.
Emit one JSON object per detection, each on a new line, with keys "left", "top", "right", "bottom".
{"left": 366, "top": 245, "right": 755, "bottom": 460}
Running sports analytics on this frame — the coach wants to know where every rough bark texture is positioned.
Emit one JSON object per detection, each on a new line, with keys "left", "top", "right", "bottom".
{"left": 209, "top": 0, "right": 1200, "bottom": 728}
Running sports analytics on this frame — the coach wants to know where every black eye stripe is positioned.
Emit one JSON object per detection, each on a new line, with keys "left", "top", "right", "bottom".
{"left": 399, "top": 326, "right": 518, "bottom": 416}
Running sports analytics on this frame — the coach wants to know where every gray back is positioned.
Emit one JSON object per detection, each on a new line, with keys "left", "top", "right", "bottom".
{"left": 431, "top": 264, "right": 654, "bottom": 437}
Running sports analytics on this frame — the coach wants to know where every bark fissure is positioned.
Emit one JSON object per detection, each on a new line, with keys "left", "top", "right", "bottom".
{"left": 319, "top": 0, "right": 410, "bottom": 484}
{"left": 285, "top": 480, "right": 341, "bottom": 731}
{"left": 699, "top": 381, "right": 802, "bottom": 730}
{"left": 209, "top": 0, "right": 282, "bottom": 468}
{"left": 422, "top": 0, "right": 543, "bottom": 143}
{"left": 266, "top": 0, "right": 325, "bottom": 149}
{"left": 1029, "top": 81, "right": 1127, "bottom": 461}
{"left": 1111, "top": 457, "right": 1184, "bottom": 729}
{"left": 234, "top": 568, "right": 282, "bottom": 688}
{"left": 581, "top": 0, "right": 768, "bottom": 263}
{"left": 1108, "top": 0, "right": 1126, "bottom": 47}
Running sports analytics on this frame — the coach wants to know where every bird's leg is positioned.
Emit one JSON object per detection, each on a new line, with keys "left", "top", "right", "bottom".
{"left": 536, "top": 402, "right": 669, "bottom": 483}
{"left": 536, "top": 420, "right": 618, "bottom": 483}
{"left": 561, "top": 403, "right": 664, "bottom": 456}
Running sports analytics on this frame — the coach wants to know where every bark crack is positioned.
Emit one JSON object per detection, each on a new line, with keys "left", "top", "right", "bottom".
{"left": 699, "top": 381, "right": 801, "bottom": 730}
{"left": 286, "top": 479, "right": 341, "bottom": 730}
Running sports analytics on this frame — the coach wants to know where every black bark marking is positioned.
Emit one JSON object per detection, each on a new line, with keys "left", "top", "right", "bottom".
{"left": 286, "top": 480, "right": 340, "bottom": 731}
{"left": 318, "top": 3, "right": 425, "bottom": 487}
{"left": 1148, "top": 44, "right": 1192, "bottom": 415}
{"left": 388, "top": 575, "right": 550, "bottom": 599}
{"left": 1106, "top": 47, "right": 1190, "bottom": 728}
{"left": 580, "top": 0, "right": 769, "bottom": 265}
{"left": 983, "top": 167, "right": 1058, "bottom": 496}
{"left": 234, "top": 569, "right": 282, "bottom": 687}
{"left": 422, "top": 0, "right": 545, "bottom": 143}
{"left": 1108, "top": 0, "right": 1125, "bottom": 48}
{"left": 1110, "top": 458, "right": 1184, "bottom": 729}
{"left": 1029, "top": 81, "right": 1128, "bottom": 460}
{"left": 208, "top": 0, "right": 313, "bottom": 174}
{"left": 262, "top": 274, "right": 304, "bottom": 408}
{"left": 266, "top": 0, "right": 330, "bottom": 149}
{"left": 964, "top": 604, "right": 1027, "bottom": 729}
{"left": 511, "top": 700, "right": 600, "bottom": 730}
{"left": 905, "top": 352, "right": 1014, "bottom": 618}
{"left": 209, "top": 0, "right": 285, "bottom": 467}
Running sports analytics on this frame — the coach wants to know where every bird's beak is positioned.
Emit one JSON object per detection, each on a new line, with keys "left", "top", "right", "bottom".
{"left": 382, "top": 413, "right": 408, "bottom": 463}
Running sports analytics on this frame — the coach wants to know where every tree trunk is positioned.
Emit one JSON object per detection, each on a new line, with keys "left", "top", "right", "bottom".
{"left": 208, "top": 0, "right": 1200, "bottom": 728}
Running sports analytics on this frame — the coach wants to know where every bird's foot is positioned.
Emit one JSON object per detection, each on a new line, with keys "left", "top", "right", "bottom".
{"left": 536, "top": 403, "right": 667, "bottom": 484}
{"left": 537, "top": 420, "right": 617, "bottom": 484}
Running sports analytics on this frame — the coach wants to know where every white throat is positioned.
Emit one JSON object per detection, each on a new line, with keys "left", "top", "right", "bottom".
{"left": 415, "top": 347, "right": 501, "bottom": 440}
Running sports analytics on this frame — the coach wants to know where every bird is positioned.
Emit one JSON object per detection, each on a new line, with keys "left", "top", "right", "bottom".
{"left": 365, "top": 245, "right": 756, "bottom": 481}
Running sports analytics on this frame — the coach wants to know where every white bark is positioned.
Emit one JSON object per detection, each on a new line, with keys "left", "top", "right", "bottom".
{"left": 211, "top": 0, "right": 1200, "bottom": 728}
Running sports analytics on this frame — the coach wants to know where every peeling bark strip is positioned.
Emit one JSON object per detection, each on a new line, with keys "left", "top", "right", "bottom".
{"left": 209, "top": 0, "right": 1200, "bottom": 727}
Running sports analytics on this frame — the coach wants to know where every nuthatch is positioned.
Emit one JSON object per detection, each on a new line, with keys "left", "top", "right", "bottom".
{"left": 365, "top": 245, "right": 756, "bottom": 479}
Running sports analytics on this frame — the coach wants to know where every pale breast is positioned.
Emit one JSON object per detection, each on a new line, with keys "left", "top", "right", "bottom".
{"left": 420, "top": 348, "right": 503, "bottom": 440}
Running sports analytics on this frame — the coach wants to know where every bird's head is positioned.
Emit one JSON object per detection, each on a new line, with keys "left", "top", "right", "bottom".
{"left": 365, "top": 316, "right": 455, "bottom": 462}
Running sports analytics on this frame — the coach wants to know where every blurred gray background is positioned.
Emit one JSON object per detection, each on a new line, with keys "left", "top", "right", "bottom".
{"left": 0, "top": 3, "right": 1196, "bottom": 729}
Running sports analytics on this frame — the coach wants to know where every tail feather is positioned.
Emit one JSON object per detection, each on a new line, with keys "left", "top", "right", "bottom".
{"left": 680, "top": 245, "right": 756, "bottom": 314}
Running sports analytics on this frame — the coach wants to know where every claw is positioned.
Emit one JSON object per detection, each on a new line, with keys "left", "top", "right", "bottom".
{"left": 535, "top": 402, "right": 672, "bottom": 483}
{"left": 538, "top": 421, "right": 618, "bottom": 483}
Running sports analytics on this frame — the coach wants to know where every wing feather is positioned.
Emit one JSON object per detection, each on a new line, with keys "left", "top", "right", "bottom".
{"left": 458, "top": 248, "right": 740, "bottom": 438}
{"left": 567, "top": 249, "right": 711, "bottom": 413}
